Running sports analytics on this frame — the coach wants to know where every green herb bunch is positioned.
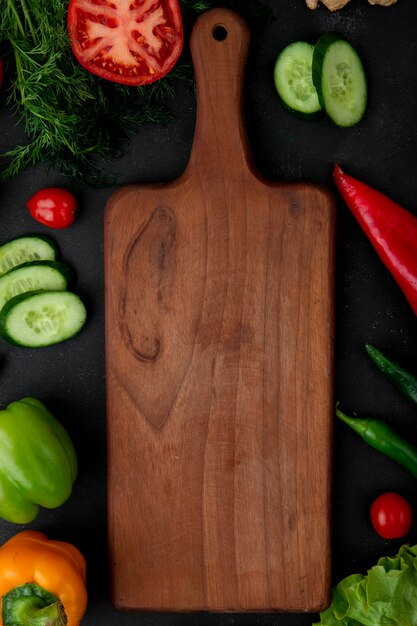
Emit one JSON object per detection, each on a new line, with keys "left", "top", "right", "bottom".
{"left": 0, "top": 0, "right": 270, "bottom": 186}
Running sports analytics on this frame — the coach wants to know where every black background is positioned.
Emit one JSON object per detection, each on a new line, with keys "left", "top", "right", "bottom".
{"left": 2, "top": 0, "right": 417, "bottom": 624}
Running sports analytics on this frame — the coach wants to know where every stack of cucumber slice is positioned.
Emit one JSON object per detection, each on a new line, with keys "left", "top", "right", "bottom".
{"left": 0, "top": 235, "right": 87, "bottom": 348}
{"left": 274, "top": 33, "right": 367, "bottom": 127}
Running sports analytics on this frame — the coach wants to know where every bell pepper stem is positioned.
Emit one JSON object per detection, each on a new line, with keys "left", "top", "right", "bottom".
{"left": 2, "top": 584, "right": 67, "bottom": 626}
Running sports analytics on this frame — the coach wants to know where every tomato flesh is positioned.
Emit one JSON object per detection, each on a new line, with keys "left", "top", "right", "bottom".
{"left": 27, "top": 188, "right": 77, "bottom": 229}
{"left": 68, "top": 0, "right": 183, "bottom": 85}
{"left": 370, "top": 492, "right": 413, "bottom": 539}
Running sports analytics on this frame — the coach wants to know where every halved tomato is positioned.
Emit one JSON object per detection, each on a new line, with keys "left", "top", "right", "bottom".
{"left": 67, "top": 0, "right": 183, "bottom": 86}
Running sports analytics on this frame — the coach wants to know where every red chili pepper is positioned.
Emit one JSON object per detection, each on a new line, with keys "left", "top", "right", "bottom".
{"left": 333, "top": 164, "right": 417, "bottom": 317}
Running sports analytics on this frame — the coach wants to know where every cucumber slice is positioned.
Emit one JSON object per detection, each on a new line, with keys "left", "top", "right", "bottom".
{"left": 0, "top": 236, "right": 58, "bottom": 278}
{"left": 0, "top": 291, "right": 87, "bottom": 348}
{"left": 0, "top": 261, "right": 74, "bottom": 311}
{"left": 313, "top": 33, "right": 367, "bottom": 127}
{"left": 274, "top": 41, "right": 322, "bottom": 120}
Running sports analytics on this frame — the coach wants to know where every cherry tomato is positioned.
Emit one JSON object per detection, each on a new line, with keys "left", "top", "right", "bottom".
{"left": 67, "top": 0, "right": 183, "bottom": 86}
{"left": 26, "top": 188, "right": 77, "bottom": 229}
{"left": 370, "top": 492, "right": 413, "bottom": 539}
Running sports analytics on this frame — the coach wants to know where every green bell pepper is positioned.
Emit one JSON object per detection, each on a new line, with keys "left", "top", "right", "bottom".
{"left": 0, "top": 397, "right": 77, "bottom": 524}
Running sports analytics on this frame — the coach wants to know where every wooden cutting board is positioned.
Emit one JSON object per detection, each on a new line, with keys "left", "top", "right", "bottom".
{"left": 105, "top": 8, "right": 335, "bottom": 613}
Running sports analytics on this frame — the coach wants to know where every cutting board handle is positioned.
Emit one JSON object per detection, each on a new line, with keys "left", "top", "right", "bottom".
{"left": 187, "top": 8, "right": 252, "bottom": 175}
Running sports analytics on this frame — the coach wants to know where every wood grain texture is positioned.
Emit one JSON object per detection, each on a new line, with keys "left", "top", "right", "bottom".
{"left": 105, "top": 8, "right": 335, "bottom": 613}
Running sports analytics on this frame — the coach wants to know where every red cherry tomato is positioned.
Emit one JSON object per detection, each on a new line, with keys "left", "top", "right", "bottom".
{"left": 370, "top": 492, "right": 413, "bottom": 539}
{"left": 26, "top": 188, "right": 77, "bottom": 229}
{"left": 67, "top": 0, "right": 183, "bottom": 86}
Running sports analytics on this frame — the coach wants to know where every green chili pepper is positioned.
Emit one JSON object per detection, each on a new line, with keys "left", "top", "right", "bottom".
{"left": 366, "top": 343, "right": 417, "bottom": 407}
{"left": 336, "top": 405, "right": 417, "bottom": 479}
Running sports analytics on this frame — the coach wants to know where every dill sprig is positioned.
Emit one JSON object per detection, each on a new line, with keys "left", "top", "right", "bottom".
{"left": 0, "top": 0, "right": 270, "bottom": 186}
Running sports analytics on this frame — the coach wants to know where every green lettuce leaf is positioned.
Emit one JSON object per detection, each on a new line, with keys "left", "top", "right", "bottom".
{"left": 314, "top": 545, "right": 417, "bottom": 625}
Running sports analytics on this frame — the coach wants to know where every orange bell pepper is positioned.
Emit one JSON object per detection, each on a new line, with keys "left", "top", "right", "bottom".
{"left": 0, "top": 530, "right": 87, "bottom": 626}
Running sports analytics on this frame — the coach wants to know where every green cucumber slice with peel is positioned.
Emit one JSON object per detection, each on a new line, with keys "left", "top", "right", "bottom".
{"left": 274, "top": 41, "right": 322, "bottom": 119}
{"left": 0, "top": 291, "right": 87, "bottom": 347}
{"left": 313, "top": 33, "right": 367, "bottom": 127}
{"left": 0, "top": 236, "right": 58, "bottom": 278}
{"left": 0, "top": 261, "right": 74, "bottom": 311}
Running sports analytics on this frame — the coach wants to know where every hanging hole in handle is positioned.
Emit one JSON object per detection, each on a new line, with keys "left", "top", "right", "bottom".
{"left": 212, "top": 24, "right": 228, "bottom": 42}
